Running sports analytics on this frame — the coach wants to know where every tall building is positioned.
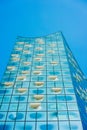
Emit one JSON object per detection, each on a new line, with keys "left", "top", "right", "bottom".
{"left": 0, "top": 32, "right": 87, "bottom": 130}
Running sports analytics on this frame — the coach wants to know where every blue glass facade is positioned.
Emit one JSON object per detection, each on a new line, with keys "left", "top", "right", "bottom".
{"left": 0, "top": 32, "right": 86, "bottom": 130}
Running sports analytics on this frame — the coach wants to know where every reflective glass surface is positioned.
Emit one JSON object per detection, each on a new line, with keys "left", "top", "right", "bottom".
{"left": 0, "top": 32, "right": 84, "bottom": 130}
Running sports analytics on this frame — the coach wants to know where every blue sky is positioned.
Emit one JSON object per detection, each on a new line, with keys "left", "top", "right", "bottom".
{"left": 0, "top": 0, "right": 87, "bottom": 80}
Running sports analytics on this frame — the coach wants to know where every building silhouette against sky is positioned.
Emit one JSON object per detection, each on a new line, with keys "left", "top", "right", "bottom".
{"left": 0, "top": 32, "right": 87, "bottom": 130}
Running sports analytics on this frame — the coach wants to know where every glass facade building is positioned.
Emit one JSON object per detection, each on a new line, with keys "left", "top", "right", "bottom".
{"left": 0, "top": 32, "right": 87, "bottom": 130}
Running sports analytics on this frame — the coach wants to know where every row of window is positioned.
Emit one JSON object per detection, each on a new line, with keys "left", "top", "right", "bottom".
{"left": 0, "top": 120, "right": 83, "bottom": 130}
